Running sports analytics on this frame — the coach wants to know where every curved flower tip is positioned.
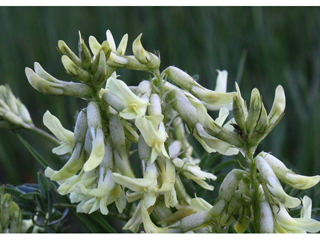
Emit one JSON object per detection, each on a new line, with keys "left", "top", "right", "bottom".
{"left": 285, "top": 173, "right": 320, "bottom": 190}
{"left": 25, "top": 67, "right": 64, "bottom": 95}
{"left": 43, "top": 110, "right": 74, "bottom": 154}
{"left": 106, "top": 30, "right": 116, "bottom": 53}
{"left": 214, "top": 70, "right": 228, "bottom": 93}
{"left": 83, "top": 128, "right": 105, "bottom": 172}
{"left": 51, "top": 143, "right": 85, "bottom": 181}
{"left": 256, "top": 156, "right": 300, "bottom": 208}
{"left": 141, "top": 200, "right": 170, "bottom": 233}
{"left": 273, "top": 201, "right": 320, "bottom": 233}
{"left": 259, "top": 152, "right": 320, "bottom": 190}
{"left": 268, "top": 85, "right": 286, "bottom": 124}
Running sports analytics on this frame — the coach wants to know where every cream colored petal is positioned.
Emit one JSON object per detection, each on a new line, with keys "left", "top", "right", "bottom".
{"left": 141, "top": 200, "right": 170, "bottom": 233}
{"left": 256, "top": 156, "right": 300, "bottom": 208}
{"left": 99, "top": 196, "right": 109, "bottom": 215}
{"left": 301, "top": 196, "right": 312, "bottom": 219}
{"left": 83, "top": 128, "right": 105, "bottom": 172}
{"left": 52, "top": 142, "right": 73, "bottom": 155}
{"left": 108, "top": 78, "right": 148, "bottom": 114}
{"left": 259, "top": 152, "right": 320, "bottom": 190}
{"left": 51, "top": 143, "right": 85, "bottom": 181}
{"left": 190, "top": 197, "right": 212, "bottom": 212}
{"left": 214, "top": 70, "right": 228, "bottom": 93}
{"left": 273, "top": 203, "right": 320, "bottom": 233}
{"left": 106, "top": 30, "right": 116, "bottom": 53}
{"left": 112, "top": 173, "right": 152, "bottom": 192}
{"left": 43, "top": 110, "right": 74, "bottom": 145}
{"left": 88, "top": 36, "right": 101, "bottom": 56}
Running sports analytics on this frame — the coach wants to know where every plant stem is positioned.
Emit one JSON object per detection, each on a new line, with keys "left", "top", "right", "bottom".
{"left": 246, "top": 148, "right": 261, "bottom": 233}
{"left": 28, "top": 126, "right": 60, "bottom": 146}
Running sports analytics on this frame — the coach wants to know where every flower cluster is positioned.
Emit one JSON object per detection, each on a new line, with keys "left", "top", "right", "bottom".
{"left": 24, "top": 30, "right": 320, "bottom": 233}
{"left": 0, "top": 84, "right": 33, "bottom": 130}
{"left": 0, "top": 186, "right": 22, "bottom": 233}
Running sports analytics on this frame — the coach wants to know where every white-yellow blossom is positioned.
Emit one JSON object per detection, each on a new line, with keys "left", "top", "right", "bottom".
{"left": 104, "top": 77, "right": 149, "bottom": 119}
{"left": 259, "top": 151, "right": 320, "bottom": 190}
{"left": 43, "top": 110, "right": 74, "bottom": 155}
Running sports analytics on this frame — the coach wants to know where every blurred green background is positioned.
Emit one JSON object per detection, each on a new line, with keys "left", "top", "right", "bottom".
{"left": 1, "top": 6, "right": 320, "bottom": 228}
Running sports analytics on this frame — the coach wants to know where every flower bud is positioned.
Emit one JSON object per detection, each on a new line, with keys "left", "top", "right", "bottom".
{"left": 268, "top": 85, "right": 285, "bottom": 125}
{"left": 164, "top": 66, "right": 199, "bottom": 92}
{"left": 259, "top": 152, "right": 320, "bottom": 190}
{"left": 148, "top": 93, "right": 162, "bottom": 116}
{"left": 78, "top": 32, "right": 92, "bottom": 70}
{"left": 92, "top": 50, "right": 107, "bottom": 89}
{"left": 61, "top": 55, "right": 91, "bottom": 83}
{"left": 247, "top": 102, "right": 269, "bottom": 147}
{"left": 232, "top": 83, "right": 247, "bottom": 135}
{"left": 216, "top": 169, "right": 246, "bottom": 204}
{"left": 87, "top": 101, "right": 102, "bottom": 129}
{"left": 233, "top": 95, "right": 247, "bottom": 136}
{"left": 132, "top": 33, "right": 160, "bottom": 69}
{"left": 73, "top": 109, "right": 88, "bottom": 143}
{"left": 169, "top": 89, "right": 198, "bottom": 128}
{"left": 57, "top": 40, "right": 82, "bottom": 67}
{"left": 260, "top": 198, "right": 274, "bottom": 233}
{"left": 245, "top": 88, "right": 262, "bottom": 134}
{"left": 178, "top": 211, "right": 213, "bottom": 233}
{"left": 17, "top": 100, "right": 33, "bottom": 125}
{"left": 109, "top": 114, "right": 126, "bottom": 158}
{"left": 25, "top": 67, "right": 94, "bottom": 98}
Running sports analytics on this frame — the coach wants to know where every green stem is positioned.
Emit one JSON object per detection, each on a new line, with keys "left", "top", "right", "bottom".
{"left": 246, "top": 148, "right": 261, "bottom": 233}
{"left": 28, "top": 126, "right": 60, "bottom": 146}
{"left": 53, "top": 203, "right": 76, "bottom": 209}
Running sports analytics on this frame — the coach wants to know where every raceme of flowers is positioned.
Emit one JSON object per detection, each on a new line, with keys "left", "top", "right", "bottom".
{"left": 22, "top": 30, "right": 320, "bottom": 233}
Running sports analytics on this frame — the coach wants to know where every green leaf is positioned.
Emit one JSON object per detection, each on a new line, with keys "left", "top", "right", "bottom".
{"left": 199, "top": 153, "right": 221, "bottom": 170}
{"left": 20, "top": 192, "right": 41, "bottom": 200}
{"left": 47, "top": 191, "right": 54, "bottom": 215}
{"left": 4, "top": 186, "right": 23, "bottom": 198}
{"left": 49, "top": 211, "right": 63, "bottom": 222}
{"left": 35, "top": 194, "right": 46, "bottom": 212}
{"left": 16, "top": 133, "right": 49, "bottom": 168}
{"left": 37, "top": 172, "right": 50, "bottom": 199}
{"left": 214, "top": 159, "right": 237, "bottom": 173}
{"left": 72, "top": 209, "right": 117, "bottom": 233}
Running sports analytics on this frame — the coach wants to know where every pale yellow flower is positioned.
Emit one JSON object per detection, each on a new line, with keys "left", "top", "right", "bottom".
{"left": 43, "top": 110, "right": 74, "bottom": 155}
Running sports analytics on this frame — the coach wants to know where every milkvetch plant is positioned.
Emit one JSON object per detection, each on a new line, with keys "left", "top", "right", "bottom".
{"left": 1, "top": 29, "right": 320, "bottom": 233}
